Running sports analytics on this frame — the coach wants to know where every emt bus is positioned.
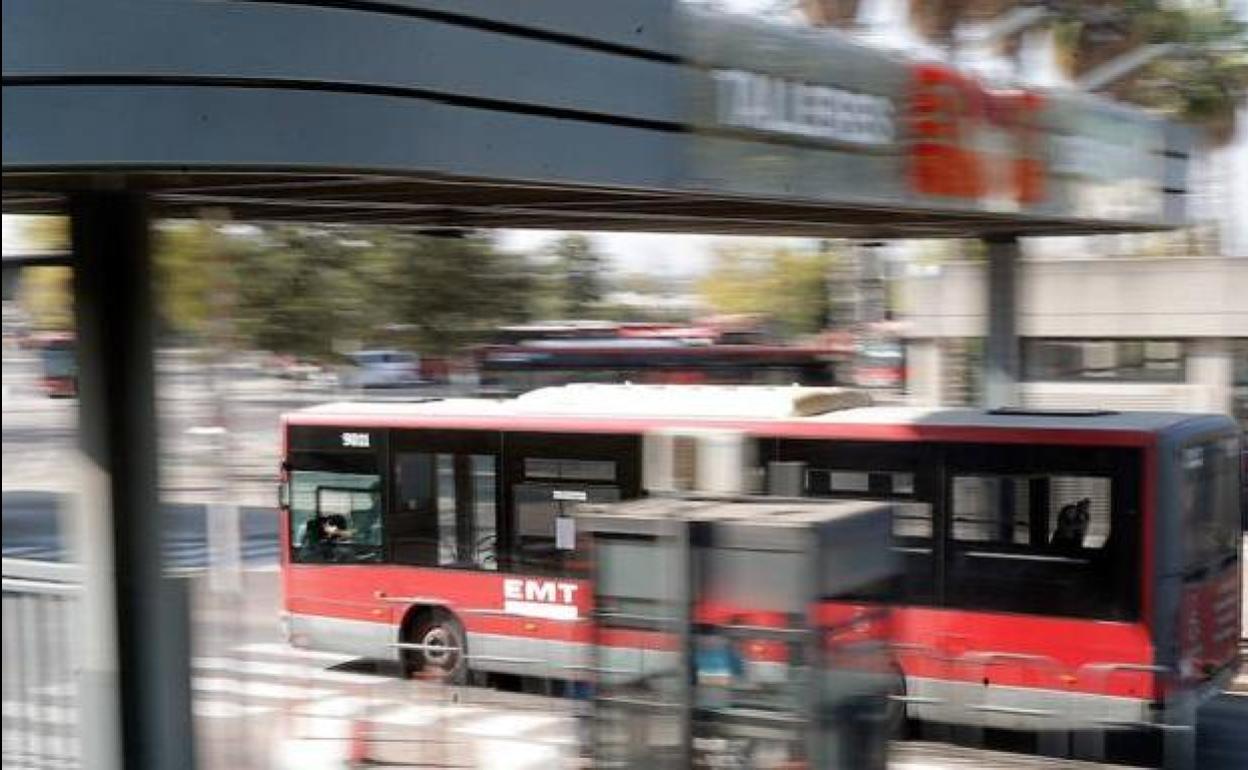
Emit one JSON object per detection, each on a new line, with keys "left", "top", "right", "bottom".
{"left": 476, "top": 341, "right": 843, "bottom": 394}
{"left": 278, "top": 385, "right": 1241, "bottom": 734}
{"left": 30, "top": 332, "right": 77, "bottom": 397}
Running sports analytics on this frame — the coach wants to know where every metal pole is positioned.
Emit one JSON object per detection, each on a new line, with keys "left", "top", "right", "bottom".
{"left": 983, "top": 235, "right": 1020, "bottom": 409}
{"left": 69, "top": 190, "right": 196, "bottom": 770}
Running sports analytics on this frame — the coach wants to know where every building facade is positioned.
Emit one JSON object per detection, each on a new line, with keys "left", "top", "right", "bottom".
{"left": 900, "top": 257, "right": 1248, "bottom": 428}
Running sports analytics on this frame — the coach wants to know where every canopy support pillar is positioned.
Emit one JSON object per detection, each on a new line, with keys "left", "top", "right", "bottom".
{"left": 983, "top": 235, "right": 1021, "bottom": 409}
{"left": 70, "top": 190, "right": 196, "bottom": 770}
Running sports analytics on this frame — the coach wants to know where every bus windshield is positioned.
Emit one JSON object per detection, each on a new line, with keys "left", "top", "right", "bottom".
{"left": 290, "top": 465, "right": 383, "bottom": 564}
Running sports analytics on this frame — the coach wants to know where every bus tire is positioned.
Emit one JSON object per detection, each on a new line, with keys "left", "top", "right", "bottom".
{"left": 402, "top": 608, "right": 468, "bottom": 685}
{"left": 885, "top": 666, "right": 910, "bottom": 739}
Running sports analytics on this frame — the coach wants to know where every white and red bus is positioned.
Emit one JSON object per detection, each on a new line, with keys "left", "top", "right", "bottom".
{"left": 475, "top": 341, "right": 843, "bottom": 394}
{"left": 30, "top": 332, "right": 77, "bottom": 398}
{"left": 278, "top": 385, "right": 1241, "bottom": 733}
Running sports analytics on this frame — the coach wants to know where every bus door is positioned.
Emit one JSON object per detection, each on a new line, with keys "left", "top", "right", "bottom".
{"left": 388, "top": 430, "right": 502, "bottom": 573}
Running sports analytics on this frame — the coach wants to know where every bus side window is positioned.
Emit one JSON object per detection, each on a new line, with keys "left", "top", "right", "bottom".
{"left": 946, "top": 472, "right": 1124, "bottom": 618}
{"left": 766, "top": 455, "right": 934, "bottom": 606}
{"left": 392, "top": 452, "right": 439, "bottom": 566}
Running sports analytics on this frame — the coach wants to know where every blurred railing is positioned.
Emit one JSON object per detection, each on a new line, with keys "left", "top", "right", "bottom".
{"left": 2, "top": 558, "right": 83, "bottom": 770}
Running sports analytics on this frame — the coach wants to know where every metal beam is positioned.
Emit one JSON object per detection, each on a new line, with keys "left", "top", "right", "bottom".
{"left": 2, "top": 249, "right": 72, "bottom": 267}
{"left": 69, "top": 190, "right": 196, "bottom": 770}
{"left": 983, "top": 235, "right": 1020, "bottom": 409}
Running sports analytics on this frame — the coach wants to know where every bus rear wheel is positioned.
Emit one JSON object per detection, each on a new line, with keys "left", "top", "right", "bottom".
{"left": 403, "top": 611, "right": 468, "bottom": 685}
{"left": 885, "top": 666, "right": 910, "bottom": 739}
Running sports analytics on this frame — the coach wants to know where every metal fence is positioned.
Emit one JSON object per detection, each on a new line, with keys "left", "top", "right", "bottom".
{"left": 2, "top": 558, "right": 83, "bottom": 770}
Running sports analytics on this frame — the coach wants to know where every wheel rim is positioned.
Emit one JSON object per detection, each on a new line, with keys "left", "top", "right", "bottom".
{"left": 421, "top": 625, "right": 458, "bottom": 670}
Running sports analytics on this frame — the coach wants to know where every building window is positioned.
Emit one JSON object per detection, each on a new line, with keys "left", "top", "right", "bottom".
{"left": 1022, "top": 339, "right": 1185, "bottom": 383}
{"left": 1231, "top": 339, "right": 1248, "bottom": 432}
{"left": 940, "top": 338, "right": 983, "bottom": 406}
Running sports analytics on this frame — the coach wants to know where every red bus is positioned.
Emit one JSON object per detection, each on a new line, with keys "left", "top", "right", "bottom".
{"left": 853, "top": 339, "right": 905, "bottom": 390}
{"left": 34, "top": 333, "right": 77, "bottom": 398}
{"left": 476, "top": 341, "right": 844, "bottom": 394}
{"left": 278, "top": 385, "right": 1241, "bottom": 736}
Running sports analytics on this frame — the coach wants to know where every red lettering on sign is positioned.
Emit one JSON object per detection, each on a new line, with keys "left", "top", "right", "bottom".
{"left": 907, "top": 64, "right": 1046, "bottom": 205}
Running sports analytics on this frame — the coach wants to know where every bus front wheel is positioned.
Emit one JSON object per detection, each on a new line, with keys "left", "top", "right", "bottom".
{"left": 402, "top": 610, "right": 468, "bottom": 685}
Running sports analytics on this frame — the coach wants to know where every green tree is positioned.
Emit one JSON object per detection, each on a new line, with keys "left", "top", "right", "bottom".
{"left": 19, "top": 266, "right": 74, "bottom": 331}
{"left": 230, "top": 226, "right": 373, "bottom": 360}
{"left": 374, "top": 231, "right": 538, "bottom": 354}
{"left": 548, "top": 234, "right": 605, "bottom": 318}
{"left": 157, "top": 225, "right": 542, "bottom": 360}
{"left": 698, "top": 246, "right": 773, "bottom": 318}
{"left": 698, "top": 243, "right": 835, "bottom": 337}
{"left": 153, "top": 221, "right": 222, "bottom": 337}
{"left": 13, "top": 216, "right": 73, "bottom": 330}
{"left": 18, "top": 215, "right": 69, "bottom": 252}
{"left": 801, "top": 1, "right": 1247, "bottom": 139}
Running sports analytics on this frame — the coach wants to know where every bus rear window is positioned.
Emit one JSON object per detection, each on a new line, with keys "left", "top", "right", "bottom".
{"left": 1180, "top": 436, "right": 1241, "bottom": 570}
{"left": 942, "top": 442, "right": 1141, "bottom": 621}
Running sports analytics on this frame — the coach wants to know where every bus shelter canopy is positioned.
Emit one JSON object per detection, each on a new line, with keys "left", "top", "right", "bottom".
{"left": 3, "top": 0, "right": 1191, "bottom": 238}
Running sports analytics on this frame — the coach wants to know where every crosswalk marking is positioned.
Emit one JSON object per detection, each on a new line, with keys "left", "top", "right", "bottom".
{"left": 29, "top": 683, "right": 75, "bottom": 698}
{"left": 455, "top": 713, "right": 565, "bottom": 738}
{"left": 364, "top": 702, "right": 484, "bottom": 728}
{"left": 233, "top": 642, "right": 357, "bottom": 664}
{"left": 193, "top": 676, "right": 336, "bottom": 702}
{"left": 193, "top": 656, "right": 387, "bottom": 686}
{"left": 2, "top": 703, "right": 77, "bottom": 726}
{"left": 294, "top": 695, "right": 370, "bottom": 718}
{"left": 193, "top": 699, "right": 273, "bottom": 719}
{"left": 24, "top": 633, "right": 1242, "bottom": 769}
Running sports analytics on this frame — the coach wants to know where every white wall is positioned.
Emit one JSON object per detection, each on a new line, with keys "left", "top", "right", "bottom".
{"left": 900, "top": 258, "right": 1247, "bottom": 413}
{"left": 901, "top": 257, "right": 1248, "bottom": 339}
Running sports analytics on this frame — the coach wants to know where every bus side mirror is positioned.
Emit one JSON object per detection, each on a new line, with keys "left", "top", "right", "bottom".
{"left": 278, "top": 479, "right": 290, "bottom": 509}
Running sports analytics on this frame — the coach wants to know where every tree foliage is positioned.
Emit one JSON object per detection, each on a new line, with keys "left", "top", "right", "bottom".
{"left": 366, "top": 231, "right": 537, "bottom": 355}
{"left": 213, "top": 226, "right": 540, "bottom": 359}
{"left": 547, "top": 234, "right": 606, "bottom": 318}
{"left": 18, "top": 215, "right": 69, "bottom": 252}
{"left": 227, "top": 227, "right": 370, "bottom": 359}
{"left": 12, "top": 218, "right": 614, "bottom": 358}
{"left": 698, "top": 244, "right": 835, "bottom": 336}
{"left": 14, "top": 216, "right": 72, "bottom": 330}
{"left": 154, "top": 221, "right": 223, "bottom": 337}
{"left": 801, "top": 1, "right": 1247, "bottom": 139}
{"left": 18, "top": 266, "right": 73, "bottom": 331}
